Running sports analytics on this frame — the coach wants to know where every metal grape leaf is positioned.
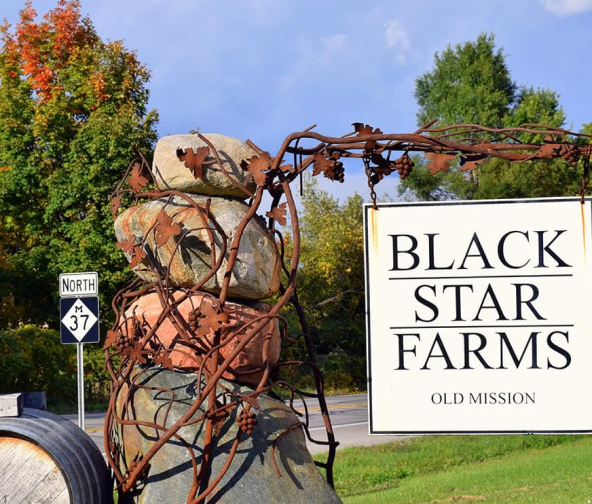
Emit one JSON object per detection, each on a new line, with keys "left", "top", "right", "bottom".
{"left": 240, "top": 152, "right": 272, "bottom": 186}
{"left": 459, "top": 154, "right": 487, "bottom": 172}
{"left": 116, "top": 236, "right": 136, "bottom": 255}
{"left": 352, "top": 122, "right": 383, "bottom": 136}
{"left": 128, "top": 342, "right": 147, "bottom": 364}
{"left": 128, "top": 162, "right": 150, "bottom": 192}
{"left": 176, "top": 146, "right": 211, "bottom": 180}
{"left": 200, "top": 303, "right": 230, "bottom": 331}
{"left": 154, "top": 353, "right": 174, "bottom": 371}
{"left": 155, "top": 209, "right": 182, "bottom": 247}
{"left": 425, "top": 152, "right": 456, "bottom": 174}
{"left": 353, "top": 123, "right": 383, "bottom": 153}
{"left": 312, "top": 151, "right": 345, "bottom": 182}
{"left": 103, "top": 329, "right": 120, "bottom": 350}
{"left": 129, "top": 244, "right": 147, "bottom": 268}
{"left": 280, "top": 163, "right": 294, "bottom": 173}
{"left": 111, "top": 195, "right": 122, "bottom": 219}
{"left": 536, "top": 143, "right": 562, "bottom": 159}
{"left": 312, "top": 152, "right": 331, "bottom": 177}
{"left": 266, "top": 203, "right": 287, "bottom": 226}
{"left": 369, "top": 153, "right": 394, "bottom": 183}
{"left": 209, "top": 403, "right": 230, "bottom": 437}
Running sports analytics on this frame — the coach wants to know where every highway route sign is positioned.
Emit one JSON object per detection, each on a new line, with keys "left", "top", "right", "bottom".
{"left": 60, "top": 296, "right": 100, "bottom": 344}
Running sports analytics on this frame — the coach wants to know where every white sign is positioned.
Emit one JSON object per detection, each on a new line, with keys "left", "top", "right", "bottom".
{"left": 59, "top": 272, "right": 98, "bottom": 297}
{"left": 364, "top": 198, "right": 592, "bottom": 434}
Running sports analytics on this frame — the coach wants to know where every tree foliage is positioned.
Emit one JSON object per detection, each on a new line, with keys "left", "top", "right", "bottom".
{"left": 400, "top": 33, "right": 581, "bottom": 202}
{"left": 415, "top": 33, "right": 516, "bottom": 129}
{"left": 0, "top": 1, "right": 158, "bottom": 328}
{"left": 282, "top": 179, "right": 366, "bottom": 390}
{"left": 0, "top": 325, "right": 111, "bottom": 406}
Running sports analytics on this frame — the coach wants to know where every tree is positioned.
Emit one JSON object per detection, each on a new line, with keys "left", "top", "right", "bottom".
{"left": 0, "top": 1, "right": 158, "bottom": 328}
{"left": 400, "top": 33, "right": 581, "bottom": 201}
{"left": 415, "top": 33, "right": 516, "bottom": 129}
{"left": 284, "top": 178, "right": 366, "bottom": 390}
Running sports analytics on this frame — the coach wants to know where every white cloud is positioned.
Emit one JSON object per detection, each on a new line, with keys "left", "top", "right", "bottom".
{"left": 384, "top": 18, "right": 411, "bottom": 65}
{"left": 541, "top": 0, "right": 592, "bottom": 15}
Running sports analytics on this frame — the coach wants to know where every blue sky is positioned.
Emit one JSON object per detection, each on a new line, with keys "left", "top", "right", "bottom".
{"left": 2, "top": 0, "right": 591, "bottom": 200}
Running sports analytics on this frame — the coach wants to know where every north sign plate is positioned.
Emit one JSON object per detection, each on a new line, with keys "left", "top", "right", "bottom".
{"left": 59, "top": 272, "right": 98, "bottom": 298}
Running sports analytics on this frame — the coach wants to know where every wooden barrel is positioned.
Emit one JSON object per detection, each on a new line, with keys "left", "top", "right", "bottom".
{"left": 0, "top": 408, "right": 113, "bottom": 504}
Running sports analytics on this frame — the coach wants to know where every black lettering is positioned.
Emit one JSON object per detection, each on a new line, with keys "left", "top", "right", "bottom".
{"left": 547, "top": 331, "right": 571, "bottom": 369}
{"left": 389, "top": 234, "right": 420, "bottom": 271}
{"left": 426, "top": 233, "right": 455, "bottom": 270}
{"left": 462, "top": 332, "right": 493, "bottom": 369}
{"left": 442, "top": 284, "right": 473, "bottom": 321}
{"left": 536, "top": 230, "right": 571, "bottom": 268}
{"left": 498, "top": 230, "right": 530, "bottom": 269}
{"left": 414, "top": 285, "right": 439, "bottom": 323}
{"left": 421, "top": 333, "right": 456, "bottom": 370}
{"left": 473, "top": 284, "right": 508, "bottom": 321}
{"left": 395, "top": 333, "right": 421, "bottom": 370}
{"left": 459, "top": 233, "right": 493, "bottom": 270}
{"left": 498, "top": 331, "right": 541, "bottom": 369}
{"left": 513, "top": 283, "right": 546, "bottom": 320}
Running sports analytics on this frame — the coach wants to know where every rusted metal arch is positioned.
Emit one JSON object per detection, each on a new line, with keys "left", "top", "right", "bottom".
{"left": 104, "top": 123, "right": 591, "bottom": 503}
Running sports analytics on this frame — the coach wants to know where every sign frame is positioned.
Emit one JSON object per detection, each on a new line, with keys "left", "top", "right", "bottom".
{"left": 364, "top": 197, "right": 592, "bottom": 435}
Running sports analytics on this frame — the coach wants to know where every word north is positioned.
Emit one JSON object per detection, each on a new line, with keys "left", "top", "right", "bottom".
{"left": 389, "top": 230, "right": 572, "bottom": 271}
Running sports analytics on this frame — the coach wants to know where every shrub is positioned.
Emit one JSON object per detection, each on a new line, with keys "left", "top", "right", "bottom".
{"left": 0, "top": 325, "right": 110, "bottom": 407}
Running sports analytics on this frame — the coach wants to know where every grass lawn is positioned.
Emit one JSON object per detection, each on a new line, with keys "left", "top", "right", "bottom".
{"left": 317, "top": 435, "right": 592, "bottom": 503}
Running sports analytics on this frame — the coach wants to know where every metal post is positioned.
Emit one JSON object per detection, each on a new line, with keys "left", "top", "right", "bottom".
{"left": 77, "top": 342, "right": 85, "bottom": 431}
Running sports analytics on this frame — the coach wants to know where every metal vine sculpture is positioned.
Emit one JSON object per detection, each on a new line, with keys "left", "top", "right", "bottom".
{"left": 104, "top": 121, "right": 592, "bottom": 503}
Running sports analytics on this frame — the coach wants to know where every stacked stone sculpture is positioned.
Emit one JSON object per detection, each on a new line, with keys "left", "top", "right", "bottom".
{"left": 109, "top": 134, "right": 342, "bottom": 503}
{"left": 113, "top": 134, "right": 283, "bottom": 385}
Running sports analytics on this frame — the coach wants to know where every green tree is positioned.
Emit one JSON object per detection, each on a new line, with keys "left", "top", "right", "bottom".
{"left": 400, "top": 33, "right": 580, "bottom": 202}
{"left": 415, "top": 33, "right": 516, "bottom": 129}
{"left": 0, "top": 0, "right": 158, "bottom": 328}
{"left": 284, "top": 178, "right": 366, "bottom": 390}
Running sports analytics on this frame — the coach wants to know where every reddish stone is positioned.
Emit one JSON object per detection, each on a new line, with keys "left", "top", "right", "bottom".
{"left": 122, "top": 291, "right": 281, "bottom": 386}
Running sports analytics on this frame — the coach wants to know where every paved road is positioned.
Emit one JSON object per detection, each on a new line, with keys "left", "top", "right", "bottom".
{"left": 65, "top": 393, "right": 408, "bottom": 456}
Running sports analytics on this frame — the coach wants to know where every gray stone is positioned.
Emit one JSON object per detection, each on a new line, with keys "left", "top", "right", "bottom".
{"left": 152, "top": 134, "right": 258, "bottom": 199}
{"left": 113, "top": 367, "right": 343, "bottom": 504}
{"left": 114, "top": 195, "right": 281, "bottom": 300}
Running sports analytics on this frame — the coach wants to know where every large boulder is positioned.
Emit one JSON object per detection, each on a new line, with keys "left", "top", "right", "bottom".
{"left": 114, "top": 195, "right": 281, "bottom": 300}
{"left": 121, "top": 291, "right": 281, "bottom": 386}
{"left": 152, "top": 134, "right": 257, "bottom": 199}
{"left": 113, "top": 368, "right": 343, "bottom": 504}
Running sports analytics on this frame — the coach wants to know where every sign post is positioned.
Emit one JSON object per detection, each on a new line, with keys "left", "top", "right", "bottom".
{"left": 59, "top": 272, "right": 99, "bottom": 431}
{"left": 364, "top": 198, "right": 592, "bottom": 434}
